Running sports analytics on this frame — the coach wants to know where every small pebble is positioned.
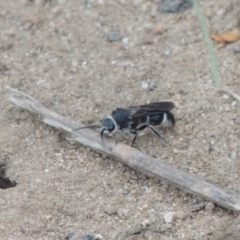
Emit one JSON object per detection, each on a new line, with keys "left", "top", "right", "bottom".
{"left": 223, "top": 94, "right": 229, "bottom": 99}
{"left": 141, "top": 219, "right": 150, "bottom": 227}
{"left": 142, "top": 203, "right": 148, "bottom": 210}
{"left": 94, "top": 234, "right": 103, "bottom": 240}
{"left": 117, "top": 208, "right": 129, "bottom": 219}
{"left": 108, "top": 31, "right": 122, "bottom": 42}
{"left": 0, "top": 161, "right": 7, "bottom": 167}
{"left": 158, "top": 0, "right": 192, "bottom": 13}
{"left": 84, "top": 234, "right": 94, "bottom": 240}
{"left": 173, "top": 148, "right": 179, "bottom": 154}
{"left": 189, "top": 167, "right": 199, "bottom": 173}
{"left": 154, "top": 24, "right": 164, "bottom": 35}
{"left": 163, "top": 211, "right": 175, "bottom": 223}
{"left": 89, "top": 192, "right": 96, "bottom": 199}
{"left": 65, "top": 232, "right": 74, "bottom": 240}
{"left": 164, "top": 49, "right": 170, "bottom": 55}
{"left": 141, "top": 81, "right": 149, "bottom": 89}
{"left": 174, "top": 210, "right": 187, "bottom": 220}
{"left": 104, "top": 206, "right": 117, "bottom": 216}
{"left": 205, "top": 202, "right": 215, "bottom": 212}
{"left": 148, "top": 214, "right": 156, "bottom": 225}
{"left": 98, "top": 0, "right": 104, "bottom": 5}
{"left": 141, "top": 37, "right": 154, "bottom": 45}
{"left": 231, "top": 151, "right": 237, "bottom": 159}
{"left": 0, "top": 62, "right": 8, "bottom": 72}
{"left": 122, "top": 37, "right": 129, "bottom": 45}
{"left": 149, "top": 83, "right": 157, "bottom": 91}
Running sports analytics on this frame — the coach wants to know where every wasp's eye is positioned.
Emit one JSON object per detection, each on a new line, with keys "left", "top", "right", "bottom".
{"left": 101, "top": 118, "right": 115, "bottom": 133}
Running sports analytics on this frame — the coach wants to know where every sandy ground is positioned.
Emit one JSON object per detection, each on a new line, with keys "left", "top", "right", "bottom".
{"left": 1, "top": 0, "right": 240, "bottom": 239}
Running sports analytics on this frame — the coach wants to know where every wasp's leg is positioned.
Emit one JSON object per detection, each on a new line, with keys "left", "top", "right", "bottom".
{"left": 148, "top": 125, "right": 168, "bottom": 144}
{"left": 131, "top": 132, "right": 138, "bottom": 146}
{"left": 100, "top": 129, "right": 106, "bottom": 146}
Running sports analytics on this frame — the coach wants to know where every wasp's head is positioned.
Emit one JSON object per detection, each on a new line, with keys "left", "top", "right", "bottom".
{"left": 100, "top": 117, "right": 117, "bottom": 135}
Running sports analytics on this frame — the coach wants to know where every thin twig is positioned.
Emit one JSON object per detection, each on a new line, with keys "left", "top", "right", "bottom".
{"left": 6, "top": 87, "right": 240, "bottom": 213}
{"left": 200, "top": 84, "right": 240, "bottom": 103}
{"left": 223, "top": 87, "right": 240, "bottom": 102}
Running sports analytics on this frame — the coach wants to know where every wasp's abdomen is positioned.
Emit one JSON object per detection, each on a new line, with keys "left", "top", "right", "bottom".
{"left": 149, "top": 113, "right": 164, "bottom": 126}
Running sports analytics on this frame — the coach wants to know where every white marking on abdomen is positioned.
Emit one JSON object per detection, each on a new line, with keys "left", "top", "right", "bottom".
{"left": 161, "top": 113, "right": 172, "bottom": 127}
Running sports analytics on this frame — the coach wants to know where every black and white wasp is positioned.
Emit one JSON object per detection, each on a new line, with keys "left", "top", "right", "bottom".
{"left": 76, "top": 102, "right": 176, "bottom": 146}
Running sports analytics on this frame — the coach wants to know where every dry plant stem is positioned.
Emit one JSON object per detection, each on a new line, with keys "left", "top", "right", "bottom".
{"left": 192, "top": 0, "right": 222, "bottom": 87}
{"left": 201, "top": 85, "right": 240, "bottom": 102}
{"left": 6, "top": 87, "right": 240, "bottom": 213}
{"left": 223, "top": 87, "right": 240, "bottom": 102}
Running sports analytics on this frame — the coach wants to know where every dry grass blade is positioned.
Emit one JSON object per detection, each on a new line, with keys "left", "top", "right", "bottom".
{"left": 6, "top": 87, "right": 240, "bottom": 213}
{"left": 192, "top": 0, "right": 222, "bottom": 87}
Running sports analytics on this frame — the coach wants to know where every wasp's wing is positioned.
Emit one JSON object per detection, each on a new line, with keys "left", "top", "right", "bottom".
{"left": 128, "top": 102, "right": 175, "bottom": 120}
{"left": 129, "top": 102, "right": 175, "bottom": 111}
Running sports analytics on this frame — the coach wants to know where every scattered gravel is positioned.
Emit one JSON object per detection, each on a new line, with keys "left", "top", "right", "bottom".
{"left": 1, "top": 0, "right": 240, "bottom": 239}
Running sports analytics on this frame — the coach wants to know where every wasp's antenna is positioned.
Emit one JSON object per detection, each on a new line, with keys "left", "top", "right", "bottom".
{"left": 73, "top": 125, "right": 100, "bottom": 131}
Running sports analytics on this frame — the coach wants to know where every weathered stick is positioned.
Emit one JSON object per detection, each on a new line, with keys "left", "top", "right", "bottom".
{"left": 6, "top": 87, "right": 240, "bottom": 213}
